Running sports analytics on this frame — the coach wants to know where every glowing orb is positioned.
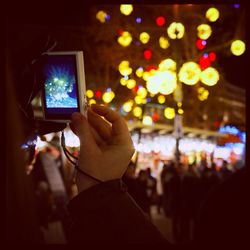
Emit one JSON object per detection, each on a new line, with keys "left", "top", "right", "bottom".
{"left": 231, "top": 40, "right": 246, "bottom": 56}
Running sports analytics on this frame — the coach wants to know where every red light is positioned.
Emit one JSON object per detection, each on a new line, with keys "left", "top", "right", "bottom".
{"left": 199, "top": 56, "right": 211, "bottom": 70}
{"left": 95, "top": 90, "right": 102, "bottom": 98}
{"left": 209, "top": 52, "right": 216, "bottom": 62}
{"left": 117, "top": 29, "right": 124, "bottom": 36}
{"left": 144, "top": 49, "right": 152, "bottom": 60}
{"left": 156, "top": 16, "right": 165, "bottom": 26}
{"left": 152, "top": 112, "right": 159, "bottom": 122}
{"left": 146, "top": 65, "right": 157, "bottom": 72}
{"left": 196, "top": 39, "right": 206, "bottom": 50}
{"left": 134, "top": 85, "right": 139, "bottom": 92}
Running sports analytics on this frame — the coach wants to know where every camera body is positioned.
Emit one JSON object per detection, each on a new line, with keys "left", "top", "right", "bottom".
{"left": 41, "top": 51, "right": 87, "bottom": 122}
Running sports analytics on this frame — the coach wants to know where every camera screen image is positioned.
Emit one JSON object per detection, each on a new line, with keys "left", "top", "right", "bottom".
{"left": 43, "top": 55, "right": 79, "bottom": 110}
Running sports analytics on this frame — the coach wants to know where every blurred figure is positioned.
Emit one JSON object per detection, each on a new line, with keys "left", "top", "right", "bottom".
{"left": 146, "top": 167, "right": 157, "bottom": 207}
{"left": 219, "top": 160, "right": 233, "bottom": 181}
{"left": 122, "top": 162, "right": 137, "bottom": 200}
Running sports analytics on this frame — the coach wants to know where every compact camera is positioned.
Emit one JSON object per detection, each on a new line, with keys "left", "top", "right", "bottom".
{"left": 40, "top": 51, "right": 87, "bottom": 122}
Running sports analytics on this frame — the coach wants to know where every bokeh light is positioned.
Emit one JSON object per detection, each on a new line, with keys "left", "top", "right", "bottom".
{"left": 197, "top": 24, "right": 212, "bottom": 40}
{"left": 178, "top": 62, "right": 201, "bottom": 85}
{"left": 206, "top": 7, "right": 220, "bottom": 22}
{"left": 120, "top": 4, "right": 133, "bottom": 16}
{"left": 200, "top": 67, "right": 219, "bottom": 86}
{"left": 231, "top": 40, "right": 246, "bottom": 56}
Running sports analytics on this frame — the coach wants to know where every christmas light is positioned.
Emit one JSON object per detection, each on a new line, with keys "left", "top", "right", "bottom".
{"left": 137, "top": 86, "right": 147, "bottom": 98}
{"left": 142, "top": 116, "right": 153, "bottom": 125}
{"left": 89, "top": 99, "right": 96, "bottom": 105}
{"left": 95, "top": 90, "right": 102, "bottom": 98}
{"left": 144, "top": 50, "right": 152, "bottom": 60}
{"left": 96, "top": 10, "right": 108, "bottom": 23}
{"left": 86, "top": 89, "right": 94, "bottom": 98}
{"left": 234, "top": 4, "right": 240, "bottom": 8}
{"left": 136, "top": 17, "right": 142, "bottom": 23}
{"left": 206, "top": 7, "right": 220, "bottom": 22}
{"left": 152, "top": 112, "right": 160, "bottom": 122}
{"left": 136, "top": 67, "right": 144, "bottom": 77}
{"left": 164, "top": 107, "right": 175, "bottom": 119}
{"left": 133, "top": 106, "right": 142, "bottom": 117}
{"left": 127, "top": 79, "right": 136, "bottom": 89}
{"left": 118, "top": 61, "right": 132, "bottom": 76}
{"left": 198, "top": 87, "right": 209, "bottom": 101}
{"left": 200, "top": 67, "right": 219, "bottom": 86}
{"left": 156, "top": 16, "right": 165, "bottom": 26}
{"left": 158, "top": 58, "right": 176, "bottom": 71}
{"left": 199, "top": 55, "right": 211, "bottom": 70}
{"left": 102, "top": 90, "right": 115, "bottom": 103}
{"left": 142, "top": 71, "right": 151, "bottom": 81}
{"left": 123, "top": 100, "right": 133, "bottom": 112}
{"left": 140, "top": 32, "right": 150, "bottom": 44}
{"left": 158, "top": 95, "right": 166, "bottom": 104}
{"left": 178, "top": 108, "right": 184, "bottom": 115}
{"left": 178, "top": 62, "right": 201, "bottom": 85}
{"left": 135, "top": 96, "right": 143, "bottom": 104}
{"left": 197, "top": 24, "right": 212, "bottom": 40}
{"left": 196, "top": 39, "right": 206, "bottom": 50}
{"left": 167, "top": 22, "right": 185, "bottom": 39}
{"left": 159, "top": 36, "right": 170, "bottom": 49}
{"left": 231, "top": 40, "right": 246, "bottom": 56}
{"left": 120, "top": 77, "right": 127, "bottom": 86}
{"left": 145, "top": 65, "right": 157, "bottom": 72}
{"left": 118, "top": 31, "right": 133, "bottom": 47}
{"left": 120, "top": 4, "right": 133, "bottom": 16}
{"left": 209, "top": 52, "right": 216, "bottom": 61}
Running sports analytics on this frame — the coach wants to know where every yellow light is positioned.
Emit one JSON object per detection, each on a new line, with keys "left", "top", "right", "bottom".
{"left": 89, "top": 99, "right": 96, "bottom": 105}
{"left": 123, "top": 101, "right": 133, "bottom": 113}
{"left": 120, "top": 4, "right": 133, "bottom": 16}
{"left": 167, "top": 22, "right": 185, "bottom": 39}
{"left": 140, "top": 32, "right": 150, "bottom": 44}
{"left": 102, "top": 91, "right": 115, "bottom": 103}
{"left": 200, "top": 67, "right": 219, "bottom": 86}
{"left": 178, "top": 108, "right": 184, "bottom": 115}
{"left": 120, "top": 78, "right": 127, "bottom": 86}
{"left": 135, "top": 96, "right": 143, "bottom": 104}
{"left": 118, "top": 31, "right": 133, "bottom": 47}
{"left": 133, "top": 107, "right": 142, "bottom": 117}
{"left": 197, "top": 24, "right": 212, "bottom": 40}
{"left": 177, "top": 102, "right": 182, "bottom": 107}
{"left": 142, "top": 71, "right": 150, "bottom": 81}
{"left": 206, "top": 7, "right": 220, "bottom": 22}
{"left": 178, "top": 62, "right": 201, "bottom": 85}
{"left": 86, "top": 89, "right": 94, "bottom": 98}
{"left": 96, "top": 10, "right": 107, "bottom": 23}
{"left": 137, "top": 87, "right": 147, "bottom": 98}
{"left": 118, "top": 61, "right": 132, "bottom": 76}
{"left": 142, "top": 115, "right": 153, "bottom": 126}
{"left": 164, "top": 107, "right": 175, "bottom": 119}
{"left": 159, "top": 36, "right": 170, "bottom": 49}
{"left": 142, "top": 98, "right": 147, "bottom": 104}
{"left": 158, "top": 95, "right": 166, "bottom": 104}
{"left": 127, "top": 79, "right": 136, "bottom": 89}
{"left": 231, "top": 40, "right": 246, "bottom": 56}
{"left": 159, "top": 58, "right": 176, "bottom": 71}
{"left": 136, "top": 67, "right": 144, "bottom": 77}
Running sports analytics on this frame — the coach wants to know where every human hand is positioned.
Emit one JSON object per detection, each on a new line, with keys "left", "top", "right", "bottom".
{"left": 69, "top": 104, "right": 135, "bottom": 192}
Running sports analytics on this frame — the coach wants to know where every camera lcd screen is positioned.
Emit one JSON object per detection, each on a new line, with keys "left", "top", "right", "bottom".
{"left": 42, "top": 54, "right": 80, "bottom": 120}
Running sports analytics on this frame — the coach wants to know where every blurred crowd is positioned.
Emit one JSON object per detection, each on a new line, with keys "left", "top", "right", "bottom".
{"left": 122, "top": 159, "right": 239, "bottom": 244}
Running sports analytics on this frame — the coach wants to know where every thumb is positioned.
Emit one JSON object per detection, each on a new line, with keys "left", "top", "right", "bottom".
{"left": 70, "top": 112, "right": 95, "bottom": 146}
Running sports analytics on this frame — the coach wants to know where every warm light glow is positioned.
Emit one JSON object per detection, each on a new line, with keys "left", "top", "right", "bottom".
{"left": 118, "top": 61, "right": 132, "bottom": 76}
{"left": 159, "top": 36, "right": 170, "bottom": 49}
{"left": 231, "top": 40, "right": 246, "bottom": 56}
{"left": 127, "top": 79, "right": 136, "bottom": 89}
{"left": 158, "top": 95, "right": 166, "bottom": 104}
{"left": 135, "top": 96, "right": 143, "bottom": 104}
{"left": 102, "top": 90, "right": 115, "bottom": 103}
{"left": 178, "top": 108, "right": 184, "bottom": 115}
{"left": 178, "top": 62, "right": 201, "bottom": 85}
{"left": 200, "top": 67, "right": 219, "bottom": 86}
{"left": 159, "top": 58, "right": 176, "bottom": 71}
{"left": 197, "top": 24, "right": 212, "bottom": 40}
{"left": 96, "top": 10, "right": 107, "bottom": 23}
{"left": 86, "top": 89, "right": 94, "bottom": 98}
{"left": 123, "top": 100, "right": 133, "bottom": 112}
{"left": 118, "top": 31, "right": 133, "bottom": 47}
{"left": 120, "top": 77, "right": 127, "bottom": 86}
{"left": 142, "top": 115, "right": 153, "bottom": 125}
{"left": 120, "top": 4, "right": 133, "bottom": 15}
{"left": 89, "top": 99, "right": 96, "bottom": 105}
{"left": 142, "top": 71, "right": 151, "bottom": 81}
{"left": 167, "top": 22, "right": 185, "bottom": 39}
{"left": 198, "top": 87, "right": 209, "bottom": 101}
{"left": 137, "top": 87, "right": 147, "bottom": 98}
{"left": 140, "top": 32, "right": 150, "bottom": 44}
{"left": 164, "top": 107, "right": 175, "bottom": 119}
{"left": 136, "top": 67, "right": 144, "bottom": 77}
{"left": 133, "top": 106, "right": 142, "bottom": 117}
{"left": 206, "top": 7, "right": 220, "bottom": 22}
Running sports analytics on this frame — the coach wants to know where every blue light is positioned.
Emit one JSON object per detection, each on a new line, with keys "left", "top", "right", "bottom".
{"left": 147, "top": 97, "right": 151, "bottom": 102}
{"left": 105, "top": 14, "right": 110, "bottom": 20}
{"left": 136, "top": 41, "right": 141, "bottom": 46}
{"left": 136, "top": 17, "right": 141, "bottom": 23}
{"left": 234, "top": 4, "right": 240, "bottom": 8}
{"left": 124, "top": 75, "right": 129, "bottom": 80}
{"left": 201, "top": 40, "right": 207, "bottom": 46}
{"left": 107, "top": 87, "right": 111, "bottom": 92}
{"left": 203, "top": 53, "right": 208, "bottom": 58}
{"left": 219, "top": 125, "right": 240, "bottom": 135}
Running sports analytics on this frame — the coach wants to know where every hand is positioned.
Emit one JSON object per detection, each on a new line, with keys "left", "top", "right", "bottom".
{"left": 70, "top": 104, "right": 135, "bottom": 192}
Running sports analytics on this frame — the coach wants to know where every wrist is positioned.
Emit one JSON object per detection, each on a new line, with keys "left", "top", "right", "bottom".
{"left": 76, "top": 172, "right": 100, "bottom": 193}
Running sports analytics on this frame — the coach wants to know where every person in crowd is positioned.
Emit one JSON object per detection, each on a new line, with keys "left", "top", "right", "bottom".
{"left": 146, "top": 167, "right": 158, "bottom": 208}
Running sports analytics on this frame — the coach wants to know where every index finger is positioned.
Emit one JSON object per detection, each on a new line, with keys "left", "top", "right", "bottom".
{"left": 90, "top": 104, "right": 129, "bottom": 136}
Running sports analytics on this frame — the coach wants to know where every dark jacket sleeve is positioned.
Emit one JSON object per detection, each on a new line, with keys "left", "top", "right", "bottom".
{"left": 67, "top": 179, "right": 171, "bottom": 245}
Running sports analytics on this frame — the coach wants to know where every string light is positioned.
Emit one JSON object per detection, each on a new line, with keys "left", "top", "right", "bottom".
{"left": 206, "top": 7, "right": 220, "bottom": 22}
{"left": 118, "top": 31, "right": 133, "bottom": 47}
{"left": 156, "top": 16, "right": 166, "bottom": 26}
{"left": 96, "top": 10, "right": 108, "bottom": 23}
{"left": 102, "top": 90, "right": 115, "bottom": 103}
{"left": 158, "top": 58, "right": 176, "bottom": 71}
{"left": 167, "top": 22, "right": 185, "bottom": 39}
{"left": 136, "top": 67, "right": 144, "bottom": 77}
{"left": 137, "top": 86, "right": 147, "bottom": 98}
{"left": 158, "top": 95, "right": 166, "bottom": 104}
{"left": 123, "top": 100, "right": 133, "bottom": 112}
{"left": 200, "top": 67, "right": 219, "bottom": 86}
{"left": 178, "top": 108, "right": 184, "bottom": 114}
{"left": 120, "top": 77, "right": 127, "bottom": 86}
{"left": 197, "top": 24, "right": 212, "bottom": 40}
{"left": 231, "top": 40, "right": 246, "bottom": 56}
{"left": 133, "top": 106, "right": 142, "bottom": 117}
{"left": 144, "top": 49, "right": 153, "bottom": 60}
{"left": 86, "top": 89, "right": 94, "bottom": 98}
{"left": 118, "top": 61, "right": 132, "bottom": 76}
{"left": 140, "top": 32, "right": 150, "bottom": 44}
{"left": 178, "top": 62, "right": 201, "bottom": 85}
{"left": 127, "top": 79, "right": 136, "bottom": 89}
{"left": 159, "top": 36, "right": 170, "bottom": 49}
{"left": 164, "top": 107, "right": 175, "bottom": 119}
{"left": 120, "top": 4, "right": 133, "bottom": 15}
{"left": 196, "top": 39, "right": 206, "bottom": 50}
{"left": 95, "top": 90, "right": 102, "bottom": 98}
